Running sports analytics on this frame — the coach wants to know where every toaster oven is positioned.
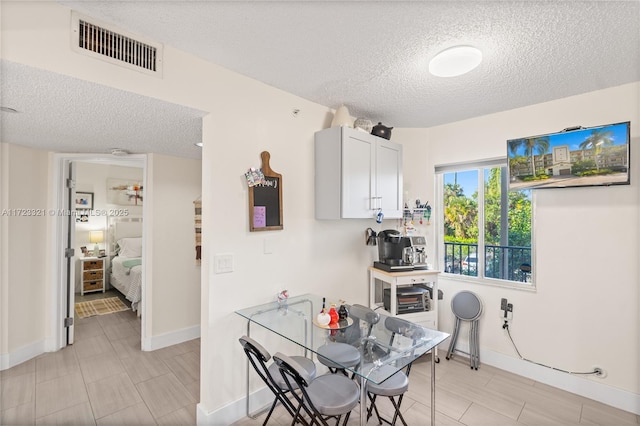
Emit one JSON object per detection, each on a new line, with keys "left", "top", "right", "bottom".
{"left": 383, "top": 286, "right": 430, "bottom": 314}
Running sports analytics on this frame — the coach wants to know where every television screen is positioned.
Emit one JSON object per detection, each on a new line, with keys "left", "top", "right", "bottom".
{"left": 507, "top": 121, "right": 630, "bottom": 190}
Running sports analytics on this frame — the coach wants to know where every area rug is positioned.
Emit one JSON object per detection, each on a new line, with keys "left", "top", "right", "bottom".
{"left": 75, "top": 297, "right": 129, "bottom": 319}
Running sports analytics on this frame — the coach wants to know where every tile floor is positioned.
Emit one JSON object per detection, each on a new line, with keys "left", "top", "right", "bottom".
{"left": 0, "top": 296, "right": 199, "bottom": 425}
{"left": 2, "top": 299, "right": 639, "bottom": 425}
{"left": 232, "top": 353, "right": 640, "bottom": 426}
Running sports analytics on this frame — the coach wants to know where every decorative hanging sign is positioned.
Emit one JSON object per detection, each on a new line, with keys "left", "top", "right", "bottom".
{"left": 248, "top": 151, "right": 283, "bottom": 232}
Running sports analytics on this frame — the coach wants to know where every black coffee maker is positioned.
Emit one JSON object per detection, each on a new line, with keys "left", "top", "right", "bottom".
{"left": 374, "top": 229, "right": 413, "bottom": 271}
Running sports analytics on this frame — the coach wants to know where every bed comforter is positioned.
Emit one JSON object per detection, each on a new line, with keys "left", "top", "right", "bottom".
{"left": 110, "top": 256, "right": 142, "bottom": 311}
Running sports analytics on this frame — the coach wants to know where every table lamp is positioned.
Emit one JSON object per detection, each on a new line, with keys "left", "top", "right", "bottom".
{"left": 89, "top": 230, "right": 104, "bottom": 257}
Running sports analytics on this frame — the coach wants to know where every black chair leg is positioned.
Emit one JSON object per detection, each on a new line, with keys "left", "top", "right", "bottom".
{"left": 389, "top": 395, "right": 407, "bottom": 426}
{"left": 366, "top": 393, "right": 375, "bottom": 420}
{"left": 341, "top": 411, "right": 351, "bottom": 426}
{"left": 313, "top": 414, "right": 330, "bottom": 426}
{"left": 289, "top": 398, "right": 313, "bottom": 426}
{"left": 262, "top": 399, "right": 277, "bottom": 426}
{"left": 367, "top": 393, "right": 407, "bottom": 426}
{"left": 327, "top": 367, "right": 349, "bottom": 377}
{"left": 367, "top": 393, "right": 385, "bottom": 424}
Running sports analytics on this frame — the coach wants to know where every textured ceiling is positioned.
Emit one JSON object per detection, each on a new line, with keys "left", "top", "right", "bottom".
{"left": 1, "top": 61, "right": 206, "bottom": 159}
{"left": 2, "top": 1, "right": 639, "bottom": 159}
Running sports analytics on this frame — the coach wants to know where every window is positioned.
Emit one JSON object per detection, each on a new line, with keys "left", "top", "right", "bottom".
{"left": 437, "top": 159, "right": 533, "bottom": 285}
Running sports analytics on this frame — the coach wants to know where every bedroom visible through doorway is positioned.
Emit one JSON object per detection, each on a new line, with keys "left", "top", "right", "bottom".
{"left": 52, "top": 153, "right": 147, "bottom": 351}
{"left": 73, "top": 161, "right": 144, "bottom": 317}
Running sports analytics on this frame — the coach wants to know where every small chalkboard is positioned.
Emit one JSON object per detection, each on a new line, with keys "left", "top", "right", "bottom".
{"left": 249, "top": 151, "right": 283, "bottom": 232}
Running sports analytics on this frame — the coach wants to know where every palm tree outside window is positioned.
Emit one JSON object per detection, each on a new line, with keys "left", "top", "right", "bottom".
{"left": 437, "top": 160, "right": 534, "bottom": 285}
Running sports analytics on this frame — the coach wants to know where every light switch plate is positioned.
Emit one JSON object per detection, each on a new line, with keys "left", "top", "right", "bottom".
{"left": 214, "top": 253, "right": 234, "bottom": 273}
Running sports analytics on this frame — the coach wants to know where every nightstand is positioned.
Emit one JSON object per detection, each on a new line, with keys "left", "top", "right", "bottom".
{"left": 80, "top": 257, "right": 105, "bottom": 295}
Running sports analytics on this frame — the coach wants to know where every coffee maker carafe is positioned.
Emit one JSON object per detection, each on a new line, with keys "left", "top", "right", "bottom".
{"left": 409, "top": 235, "right": 428, "bottom": 269}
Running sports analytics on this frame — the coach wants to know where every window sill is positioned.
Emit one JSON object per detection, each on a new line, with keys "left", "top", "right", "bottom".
{"left": 440, "top": 272, "right": 537, "bottom": 292}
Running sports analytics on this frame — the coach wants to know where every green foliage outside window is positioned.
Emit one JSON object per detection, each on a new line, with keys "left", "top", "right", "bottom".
{"left": 484, "top": 168, "right": 531, "bottom": 247}
{"left": 443, "top": 166, "right": 532, "bottom": 282}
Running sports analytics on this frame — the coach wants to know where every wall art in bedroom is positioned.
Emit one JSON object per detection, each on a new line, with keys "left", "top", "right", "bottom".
{"left": 75, "top": 192, "right": 94, "bottom": 210}
{"left": 107, "top": 179, "right": 144, "bottom": 206}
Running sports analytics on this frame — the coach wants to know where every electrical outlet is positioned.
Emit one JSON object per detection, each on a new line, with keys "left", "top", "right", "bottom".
{"left": 501, "top": 298, "right": 508, "bottom": 311}
{"left": 500, "top": 298, "right": 510, "bottom": 321}
{"left": 506, "top": 303, "right": 513, "bottom": 321}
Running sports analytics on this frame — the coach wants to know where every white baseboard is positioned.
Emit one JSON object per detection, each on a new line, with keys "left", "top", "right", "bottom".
{"left": 0, "top": 339, "right": 46, "bottom": 371}
{"left": 144, "top": 324, "right": 200, "bottom": 351}
{"left": 453, "top": 342, "right": 640, "bottom": 415}
{"left": 197, "top": 386, "right": 274, "bottom": 425}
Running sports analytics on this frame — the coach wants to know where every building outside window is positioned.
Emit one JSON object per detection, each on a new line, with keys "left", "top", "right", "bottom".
{"left": 436, "top": 159, "right": 533, "bottom": 285}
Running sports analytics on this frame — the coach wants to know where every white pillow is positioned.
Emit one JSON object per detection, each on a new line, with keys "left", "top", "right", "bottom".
{"left": 118, "top": 237, "right": 142, "bottom": 258}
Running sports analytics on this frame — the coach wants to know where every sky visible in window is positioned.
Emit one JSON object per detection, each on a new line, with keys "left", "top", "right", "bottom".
{"left": 444, "top": 170, "right": 478, "bottom": 196}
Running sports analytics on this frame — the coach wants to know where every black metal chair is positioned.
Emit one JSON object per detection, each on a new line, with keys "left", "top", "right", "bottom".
{"left": 239, "top": 335, "right": 317, "bottom": 425}
{"left": 273, "top": 352, "right": 360, "bottom": 426}
{"left": 366, "top": 316, "right": 425, "bottom": 426}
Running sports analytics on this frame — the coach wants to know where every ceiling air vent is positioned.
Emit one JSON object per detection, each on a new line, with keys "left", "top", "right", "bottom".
{"left": 71, "top": 12, "right": 163, "bottom": 77}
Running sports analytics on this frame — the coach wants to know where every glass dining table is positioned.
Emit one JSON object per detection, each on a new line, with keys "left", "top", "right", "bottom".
{"left": 235, "top": 293, "right": 450, "bottom": 425}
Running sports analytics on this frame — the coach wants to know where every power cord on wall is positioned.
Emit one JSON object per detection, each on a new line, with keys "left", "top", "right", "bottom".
{"left": 502, "top": 321, "right": 603, "bottom": 376}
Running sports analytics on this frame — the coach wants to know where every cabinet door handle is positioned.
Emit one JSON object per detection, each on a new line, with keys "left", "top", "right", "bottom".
{"left": 370, "top": 196, "right": 382, "bottom": 210}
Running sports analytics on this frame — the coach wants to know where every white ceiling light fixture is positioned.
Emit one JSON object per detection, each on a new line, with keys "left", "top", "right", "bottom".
{"left": 110, "top": 148, "right": 129, "bottom": 156}
{"left": 429, "top": 45, "right": 483, "bottom": 77}
{"left": 194, "top": 142, "right": 203, "bottom": 147}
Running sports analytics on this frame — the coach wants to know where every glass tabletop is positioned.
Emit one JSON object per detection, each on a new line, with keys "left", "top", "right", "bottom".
{"left": 235, "top": 293, "right": 450, "bottom": 385}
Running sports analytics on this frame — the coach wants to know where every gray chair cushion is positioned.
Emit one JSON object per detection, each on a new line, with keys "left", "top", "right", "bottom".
{"left": 451, "top": 291, "right": 483, "bottom": 321}
{"left": 332, "top": 304, "right": 380, "bottom": 346}
{"left": 306, "top": 374, "right": 360, "bottom": 416}
{"left": 384, "top": 316, "right": 425, "bottom": 341}
{"left": 365, "top": 364, "right": 409, "bottom": 397}
{"left": 239, "top": 335, "right": 271, "bottom": 362}
{"left": 349, "top": 304, "right": 380, "bottom": 325}
{"left": 317, "top": 343, "right": 361, "bottom": 369}
{"left": 268, "top": 356, "right": 317, "bottom": 389}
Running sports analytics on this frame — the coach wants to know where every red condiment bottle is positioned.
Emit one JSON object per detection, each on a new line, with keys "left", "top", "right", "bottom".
{"left": 328, "top": 304, "right": 339, "bottom": 324}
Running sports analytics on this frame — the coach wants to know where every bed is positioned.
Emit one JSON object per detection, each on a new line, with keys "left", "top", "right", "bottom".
{"left": 108, "top": 217, "right": 143, "bottom": 314}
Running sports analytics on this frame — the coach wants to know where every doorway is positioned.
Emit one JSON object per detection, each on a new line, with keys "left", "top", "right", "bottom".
{"left": 51, "top": 153, "right": 147, "bottom": 351}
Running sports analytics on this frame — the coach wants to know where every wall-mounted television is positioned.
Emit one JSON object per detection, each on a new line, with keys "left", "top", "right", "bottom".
{"left": 507, "top": 121, "right": 630, "bottom": 190}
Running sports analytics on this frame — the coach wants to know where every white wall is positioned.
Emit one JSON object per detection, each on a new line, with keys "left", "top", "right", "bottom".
{"left": 0, "top": 143, "right": 49, "bottom": 368}
{"left": 398, "top": 82, "right": 640, "bottom": 408}
{"left": 2, "top": 1, "right": 639, "bottom": 421}
{"left": 147, "top": 153, "right": 201, "bottom": 338}
{"left": 199, "top": 95, "right": 383, "bottom": 421}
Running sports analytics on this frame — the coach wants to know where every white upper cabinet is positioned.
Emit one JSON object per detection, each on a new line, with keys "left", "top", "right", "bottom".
{"left": 315, "top": 126, "right": 403, "bottom": 219}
